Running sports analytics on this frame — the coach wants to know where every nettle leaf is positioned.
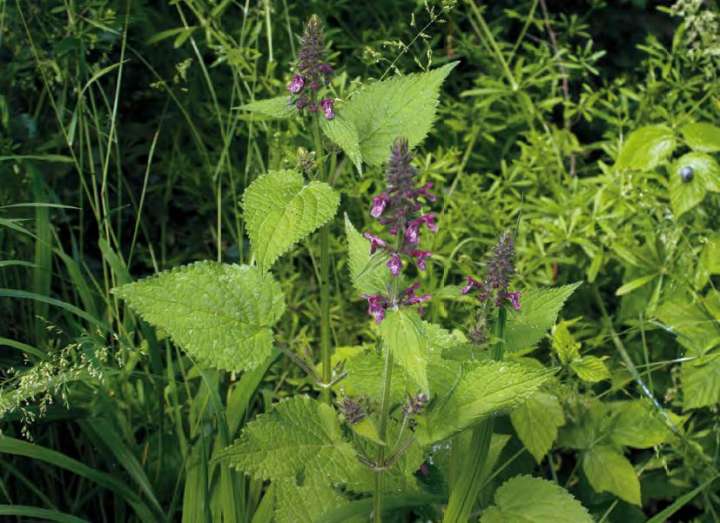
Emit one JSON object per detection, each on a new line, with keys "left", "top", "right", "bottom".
{"left": 681, "top": 122, "right": 720, "bottom": 153}
{"left": 480, "top": 475, "right": 592, "bottom": 523}
{"left": 344, "top": 215, "right": 390, "bottom": 296}
{"left": 615, "top": 125, "right": 675, "bottom": 171}
{"left": 610, "top": 401, "right": 680, "bottom": 448}
{"left": 505, "top": 283, "right": 581, "bottom": 353}
{"left": 681, "top": 353, "right": 720, "bottom": 410}
{"left": 419, "top": 362, "right": 552, "bottom": 444}
{"left": 582, "top": 445, "right": 641, "bottom": 505}
{"left": 669, "top": 152, "right": 720, "bottom": 217}
{"left": 237, "top": 96, "right": 294, "bottom": 119}
{"left": 380, "top": 309, "right": 430, "bottom": 393}
{"left": 113, "top": 262, "right": 284, "bottom": 372}
{"left": 570, "top": 355, "right": 610, "bottom": 383}
{"left": 551, "top": 321, "right": 581, "bottom": 365}
{"left": 322, "top": 62, "right": 458, "bottom": 167}
{"left": 696, "top": 235, "right": 720, "bottom": 288}
{"left": 243, "top": 170, "right": 340, "bottom": 271}
{"left": 510, "top": 392, "right": 565, "bottom": 463}
{"left": 274, "top": 481, "right": 360, "bottom": 523}
{"left": 217, "top": 396, "right": 361, "bottom": 484}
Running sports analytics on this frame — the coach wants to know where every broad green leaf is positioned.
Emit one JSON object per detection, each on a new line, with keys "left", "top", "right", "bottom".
{"left": 113, "top": 262, "right": 284, "bottom": 372}
{"left": 321, "top": 114, "right": 363, "bottom": 173}
{"left": 570, "top": 355, "right": 610, "bottom": 382}
{"left": 610, "top": 401, "right": 679, "bottom": 448}
{"left": 616, "top": 125, "right": 675, "bottom": 171}
{"left": 557, "top": 400, "right": 614, "bottom": 450}
{"left": 274, "top": 481, "right": 361, "bottom": 523}
{"left": 380, "top": 309, "right": 429, "bottom": 392}
{"left": 419, "top": 362, "right": 551, "bottom": 444}
{"left": 551, "top": 321, "right": 580, "bottom": 365}
{"left": 243, "top": 170, "right": 340, "bottom": 271}
{"left": 582, "top": 445, "right": 641, "bottom": 505}
{"left": 323, "top": 62, "right": 458, "bottom": 166}
{"left": 505, "top": 283, "right": 581, "bottom": 353}
{"left": 696, "top": 235, "right": 720, "bottom": 287}
{"left": 669, "top": 152, "right": 720, "bottom": 217}
{"left": 236, "top": 96, "right": 294, "bottom": 119}
{"left": 656, "top": 298, "right": 720, "bottom": 356}
{"left": 344, "top": 215, "right": 390, "bottom": 296}
{"left": 510, "top": 392, "right": 565, "bottom": 463}
{"left": 217, "top": 396, "right": 361, "bottom": 485}
{"left": 681, "top": 353, "right": 720, "bottom": 410}
{"left": 480, "top": 475, "right": 593, "bottom": 523}
{"left": 681, "top": 122, "right": 720, "bottom": 152}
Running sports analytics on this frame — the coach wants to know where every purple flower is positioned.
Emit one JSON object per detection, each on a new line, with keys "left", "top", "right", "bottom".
{"left": 418, "top": 214, "right": 438, "bottom": 233}
{"left": 404, "top": 221, "right": 420, "bottom": 244}
{"left": 371, "top": 194, "right": 389, "bottom": 218}
{"left": 416, "top": 182, "right": 437, "bottom": 202}
{"left": 295, "top": 96, "right": 309, "bottom": 110}
{"left": 403, "top": 392, "right": 429, "bottom": 415}
{"left": 363, "top": 232, "right": 386, "bottom": 253}
{"left": 339, "top": 397, "right": 365, "bottom": 424}
{"left": 387, "top": 253, "right": 402, "bottom": 276}
{"left": 411, "top": 250, "right": 431, "bottom": 271}
{"left": 461, "top": 276, "right": 482, "bottom": 295}
{"left": 365, "top": 294, "right": 387, "bottom": 324}
{"left": 400, "top": 283, "right": 431, "bottom": 305}
{"left": 288, "top": 74, "right": 305, "bottom": 94}
{"left": 320, "top": 98, "right": 335, "bottom": 120}
{"left": 507, "top": 291, "right": 521, "bottom": 311}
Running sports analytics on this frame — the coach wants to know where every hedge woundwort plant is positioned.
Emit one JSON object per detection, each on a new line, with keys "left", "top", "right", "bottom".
{"left": 113, "top": 15, "right": 590, "bottom": 522}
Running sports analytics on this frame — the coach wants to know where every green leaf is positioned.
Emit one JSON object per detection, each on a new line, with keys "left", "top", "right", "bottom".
{"left": 615, "top": 125, "right": 675, "bottom": 171}
{"left": 243, "top": 170, "right": 340, "bottom": 271}
{"left": 582, "top": 446, "right": 641, "bottom": 505}
{"left": 681, "top": 353, "right": 720, "bottom": 410}
{"left": 344, "top": 215, "right": 390, "bottom": 296}
{"left": 419, "top": 362, "right": 552, "bottom": 444}
{"left": 681, "top": 122, "right": 720, "bottom": 152}
{"left": 217, "top": 396, "right": 361, "bottom": 484}
{"left": 323, "top": 62, "right": 458, "bottom": 167}
{"left": 570, "top": 356, "right": 610, "bottom": 383}
{"left": 480, "top": 475, "right": 593, "bottom": 523}
{"left": 236, "top": 96, "right": 294, "bottom": 119}
{"left": 610, "top": 401, "right": 679, "bottom": 448}
{"left": 321, "top": 114, "right": 363, "bottom": 173}
{"left": 656, "top": 298, "right": 720, "bottom": 356}
{"left": 551, "top": 321, "right": 581, "bottom": 365}
{"left": 505, "top": 283, "right": 581, "bottom": 353}
{"left": 615, "top": 273, "right": 658, "bottom": 296}
{"left": 380, "top": 309, "right": 429, "bottom": 392}
{"left": 274, "top": 481, "right": 360, "bottom": 523}
{"left": 113, "top": 262, "right": 285, "bottom": 372}
{"left": 510, "top": 392, "right": 565, "bottom": 463}
{"left": 669, "top": 152, "right": 720, "bottom": 217}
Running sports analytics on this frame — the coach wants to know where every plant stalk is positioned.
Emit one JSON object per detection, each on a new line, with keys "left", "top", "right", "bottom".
{"left": 443, "top": 307, "right": 506, "bottom": 522}
{"left": 372, "top": 341, "right": 395, "bottom": 522}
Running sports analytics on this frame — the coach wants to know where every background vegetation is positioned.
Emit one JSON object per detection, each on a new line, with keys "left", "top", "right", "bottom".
{"left": 1, "top": 0, "right": 720, "bottom": 521}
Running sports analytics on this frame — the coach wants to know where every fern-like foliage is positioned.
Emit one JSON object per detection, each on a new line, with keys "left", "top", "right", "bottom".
{"left": 113, "top": 262, "right": 285, "bottom": 372}
{"left": 242, "top": 169, "right": 340, "bottom": 271}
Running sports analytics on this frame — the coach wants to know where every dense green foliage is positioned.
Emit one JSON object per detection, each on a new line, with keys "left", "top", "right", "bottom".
{"left": 2, "top": 0, "right": 720, "bottom": 521}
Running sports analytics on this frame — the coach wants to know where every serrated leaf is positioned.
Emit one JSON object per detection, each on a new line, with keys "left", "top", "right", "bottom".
{"left": 551, "top": 321, "right": 580, "bottom": 365}
{"left": 217, "top": 396, "right": 361, "bottom": 484}
{"left": 419, "top": 362, "right": 552, "bottom": 444}
{"left": 113, "top": 262, "right": 284, "bottom": 372}
{"left": 669, "top": 152, "right": 720, "bottom": 217}
{"left": 616, "top": 125, "right": 675, "bottom": 171}
{"left": 681, "top": 353, "right": 720, "bottom": 410}
{"left": 610, "top": 401, "right": 679, "bottom": 448}
{"left": 344, "top": 215, "right": 390, "bottom": 296}
{"left": 656, "top": 298, "right": 720, "bottom": 356}
{"left": 321, "top": 114, "right": 363, "bottom": 173}
{"left": 380, "top": 309, "right": 429, "bottom": 392}
{"left": 323, "top": 62, "right": 457, "bottom": 166}
{"left": 480, "top": 475, "right": 593, "bottom": 523}
{"left": 243, "top": 170, "right": 340, "bottom": 271}
{"left": 570, "top": 355, "right": 610, "bottom": 382}
{"left": 681, "top": 122, "right": 720, "bottom": 152}
{"left": 505, "top": 283, "right": 581, "bottom": 353}
{"left": 274, "top": 481, "right": 361, "bottom": 523}
{"left": 511, "top": 392, "right": 565, "bottom": 463}
{"left": 582, "top": 445, "right": 641, "bottom": 505}
{"left": 236, "top": 96, "right": 294, "bottom": 119}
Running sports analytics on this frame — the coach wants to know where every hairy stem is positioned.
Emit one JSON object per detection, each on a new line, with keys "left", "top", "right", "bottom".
{"left": 443, "top": 307, "right": 506, "bottom": 522}
{"left": 373, "top": 342, "right": 394, "bottom": 522}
